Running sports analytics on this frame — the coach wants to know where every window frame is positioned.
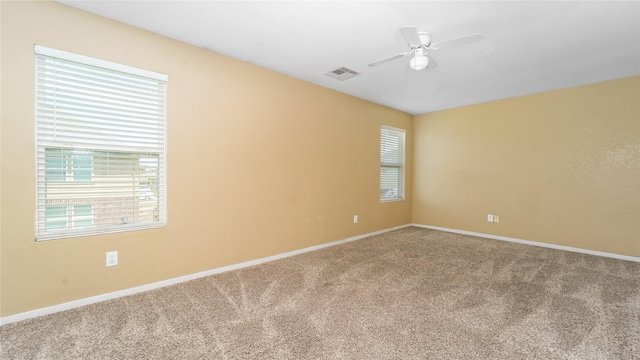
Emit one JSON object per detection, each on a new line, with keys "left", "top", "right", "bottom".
{"left": 34, "top": 45, "right": 168, "bottom": 241}
{"left": 380, "top": 125, "right": 406, "bottom": 202}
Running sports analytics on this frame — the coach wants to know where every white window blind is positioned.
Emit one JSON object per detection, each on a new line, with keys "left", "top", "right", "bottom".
{"left": 380, "top": 125, "right": 405, "bottom": 201}
{"left": 35, "top": 45, "right": 167, "bottom": 240}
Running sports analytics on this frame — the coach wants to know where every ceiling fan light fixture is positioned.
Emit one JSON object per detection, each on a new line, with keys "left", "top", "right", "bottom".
{"left": 409, "top": 50, "right": 429, "bottom": 71}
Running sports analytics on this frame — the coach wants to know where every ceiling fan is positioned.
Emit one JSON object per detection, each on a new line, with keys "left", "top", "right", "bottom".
{"left": 369, "top": 26, "right": 484, "bottom": 71}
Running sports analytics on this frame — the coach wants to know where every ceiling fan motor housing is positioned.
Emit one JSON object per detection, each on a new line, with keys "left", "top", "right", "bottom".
{"left": 418, "top": 32, "right": 432, "bottom": 47}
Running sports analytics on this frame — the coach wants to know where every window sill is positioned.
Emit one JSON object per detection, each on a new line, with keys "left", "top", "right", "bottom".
{"left": 380, "top": 198, "right": 405, "bottom": 203}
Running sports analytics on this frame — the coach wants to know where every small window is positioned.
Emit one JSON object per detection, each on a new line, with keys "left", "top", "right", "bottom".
{"left": 45, "top": 205, "right": 67, "bottom": 230}
{"left": 44, "top": 149, "right": 93, "bottom": 182}
{"left": 380, "top": 125, "right": 405, "bottom": 201}
{"left": 35, "top": 45, "right": 167, "bottom": 240}
{"left": 45, "top": 204, "right": 93, "bottom": 230}
{"left": 73, "top": 204, "right": 93, "bottom": 228}
{"left": 45, "top": 149, "right": 67, "bottom": 182}
{"left": 72, "top": 153, "right": 93, "bottom": 182}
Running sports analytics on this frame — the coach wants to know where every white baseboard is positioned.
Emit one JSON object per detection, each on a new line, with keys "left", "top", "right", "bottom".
{"left": 7, "top": 223, "right": 632, "bottom": 326}
{"left": 0, "top": 224, "right": 411, "bottom": 326}
{"left": 412, "top": 223, "right": 640, "bottom": 263}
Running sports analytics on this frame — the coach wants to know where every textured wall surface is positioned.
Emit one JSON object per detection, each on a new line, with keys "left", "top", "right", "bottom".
{"left": 0, "top": 1, "right": 412, "bottom": 317}
{"left": 413, "top": 76, "right": 640, "bottom": 257}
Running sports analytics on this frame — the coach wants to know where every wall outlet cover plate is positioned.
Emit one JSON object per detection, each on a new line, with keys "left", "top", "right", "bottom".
{"left": 106, "top": 251, "right": 118, "bottom": 267}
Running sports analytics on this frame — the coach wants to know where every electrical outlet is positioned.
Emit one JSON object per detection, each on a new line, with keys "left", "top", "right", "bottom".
{"left": 354, "top": 215, "right": 358, "bottom": 224}
{"left": 487, "top": 214, "right": 494, "bottom": 222}
{"left": 106, "top": 251, "right": 118, "bottom": 267}
{"left": 494, "top": 215, "right": 500, "bottom": 223}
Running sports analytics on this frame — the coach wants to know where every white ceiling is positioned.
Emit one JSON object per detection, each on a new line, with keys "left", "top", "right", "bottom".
{"left": 57, "top": 1, "right": 640, "bottom": 115}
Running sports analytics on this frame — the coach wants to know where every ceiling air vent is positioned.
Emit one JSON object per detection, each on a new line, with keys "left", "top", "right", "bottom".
{"left": 326, "top": 67, "right": 360, "bottom": 81}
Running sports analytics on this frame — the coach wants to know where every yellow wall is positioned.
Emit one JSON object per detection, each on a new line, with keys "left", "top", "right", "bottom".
{"left": 2, "top": 0, "right": 638, "bottom": 320}
{"left": 413, "top": 76, "right": 640, "bottom": 257}
{"left": 0, "top": 1, "right": 412, "bottom": 317}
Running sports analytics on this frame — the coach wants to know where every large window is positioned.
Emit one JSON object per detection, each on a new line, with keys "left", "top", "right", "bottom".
{"left": 380, "top": 125, "right": 405, "bottom": 201}
{"left": 35, "top": 45, "right": 167, "bottom": 240}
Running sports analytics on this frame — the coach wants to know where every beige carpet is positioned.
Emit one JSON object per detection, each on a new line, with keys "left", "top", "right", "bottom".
{"left": 1, "top": 227, "right": 639, "bottom": 359}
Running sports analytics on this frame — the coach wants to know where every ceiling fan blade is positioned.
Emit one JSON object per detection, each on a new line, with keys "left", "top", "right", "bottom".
{"left": 368, "top": 52, "right": 411, "bottom": 67}
{"left": 399, "top": 26, "right": 422, "bottom": 47}
{"left": 431, "top": 33, "right": 484, "bottom": 50}
{"left": 426, "top": 55, "right": 438, "bottom": 70}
